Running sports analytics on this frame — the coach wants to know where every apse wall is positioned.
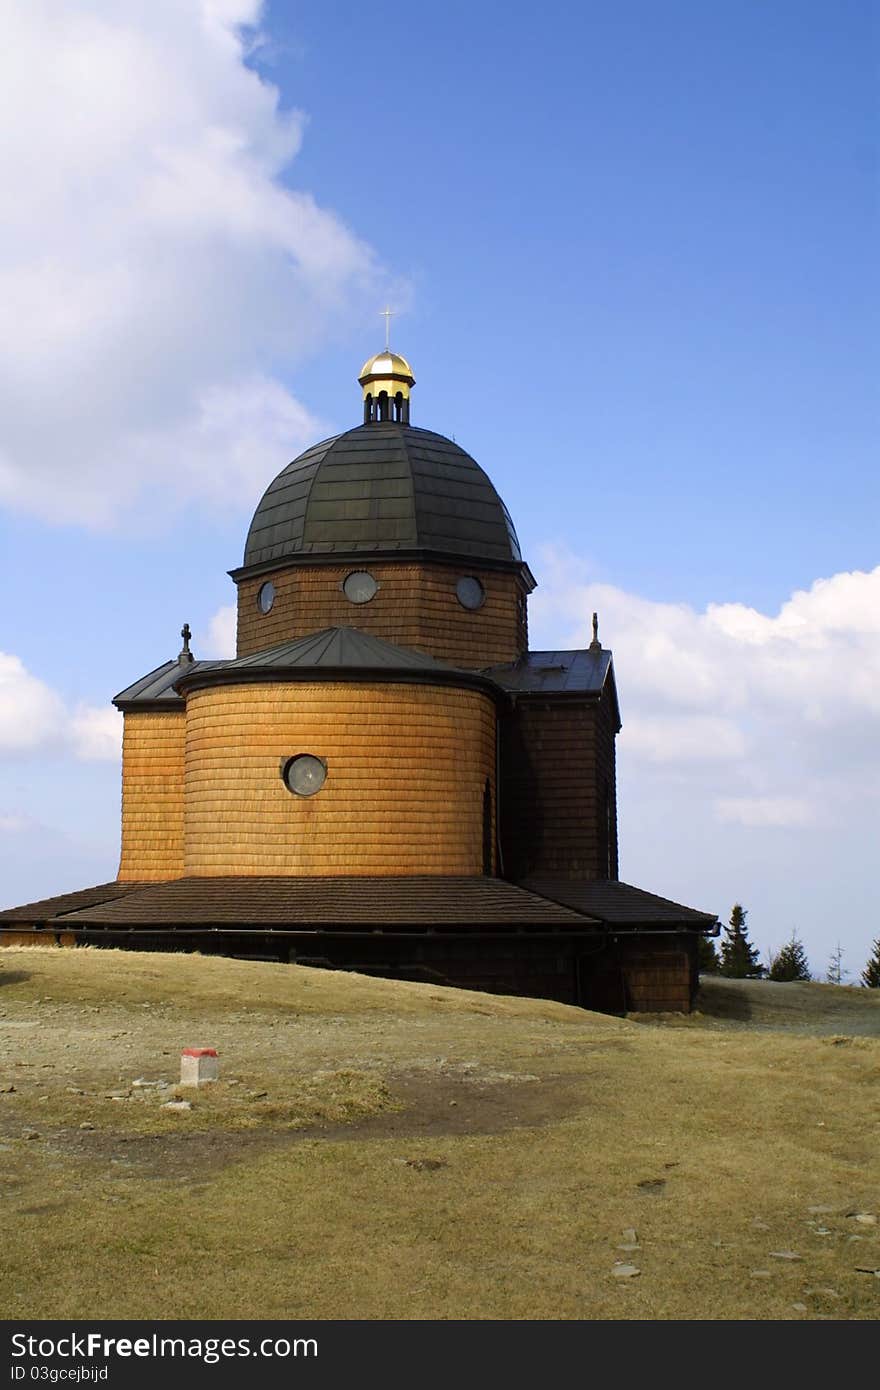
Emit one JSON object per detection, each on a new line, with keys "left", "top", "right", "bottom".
{"left": 183, "top": 681, "right": 497, "bottom": 876}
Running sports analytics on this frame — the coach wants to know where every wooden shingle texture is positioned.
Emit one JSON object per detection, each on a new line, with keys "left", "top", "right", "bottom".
{"left": 236, "top": 561, "right": 528, "bottom": 668}
{"left": 183, "top": 681, "right": 497, "bottom": 876}
{"left": 119, "top": 711, "right": 186, "bottom": 881}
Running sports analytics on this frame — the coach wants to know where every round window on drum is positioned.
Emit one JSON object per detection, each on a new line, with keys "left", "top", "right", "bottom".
{"left": 257, "top": 581, "right": 276, "bottom": 614}
{"left": 282, "top": 754, "right": 327, "bottom": 797}
{"left": 456, "top": 576, "right": 485, "bottom": 611}
{"left": 343, "top": 571, "right": 378, "bottom": 604}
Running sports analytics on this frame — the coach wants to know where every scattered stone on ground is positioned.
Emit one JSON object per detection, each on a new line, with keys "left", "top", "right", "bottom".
{"left": 405, "top": 1158, "right": 447, "bottom": 1172}
{"left": 790, "top": 1302, "right": 808, "bottom": 1312}
{"left": 848, "top": 1213, "right": 877, "bottom": 1226}
{"left": 769, "top": 1250, "right": 802, "bottom": 1261}
{"left": 612, "top": 1264, "right": 640, "bottom": 1279}
{"left": 636, "top": 1178, "right": 666, "bottom": 1193}
{"left": 161, "top": 1101, "right": 192, "bottom": 1113}
{"left": 616, "top": 1224, "right": 640, "bottom": 1251}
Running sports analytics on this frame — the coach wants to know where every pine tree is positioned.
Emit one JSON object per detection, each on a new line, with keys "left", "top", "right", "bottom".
{"left": 861, "top": 940, "right": 880, "bottom": 989}
{"left": 719, "top": 903, "right": 764, "bottom": 978}
{"left": 826, "top": 941, "right": 848, "bottom": 986}
{"left": 768, "top": 930, "right": 811, "bottom": 982}
{"left": 698, "top": 934, "right": 721, "bottom": 974}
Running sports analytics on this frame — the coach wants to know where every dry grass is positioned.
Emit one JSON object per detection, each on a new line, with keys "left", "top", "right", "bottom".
{"left": 1, "top": 946, "right": 878, "bottom": 1321}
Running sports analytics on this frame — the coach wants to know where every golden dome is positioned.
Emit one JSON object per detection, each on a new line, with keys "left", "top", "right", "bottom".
{"left": 358, "top": 350, "right": 415, "bottom": 384}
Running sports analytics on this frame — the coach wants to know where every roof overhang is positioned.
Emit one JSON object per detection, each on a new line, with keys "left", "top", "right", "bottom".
{"left": 174, "top": 663, "right": 509, "bottom": 705}
{"left": 229, "top": 550, "right": 537, "bottom": 592}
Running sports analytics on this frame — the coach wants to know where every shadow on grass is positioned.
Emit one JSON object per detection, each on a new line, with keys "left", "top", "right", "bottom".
{"left": 0, "top": 971, "right": 31, "bottom": 988}
{"left": 695, "top": 979, "right": 754, "bottom": 1020}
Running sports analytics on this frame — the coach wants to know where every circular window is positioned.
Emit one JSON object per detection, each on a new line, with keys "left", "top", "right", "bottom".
{"left": 456, "top": 576, "right": 485, "bottom": 611}
{"left": 283, "top": 755, "right": 327, "bottom": 797}
{"left": 257, "top": 581, "right": 276, "bottom": 614}
{"left": 343, "top": 571, "right": 378, "bottom": 604}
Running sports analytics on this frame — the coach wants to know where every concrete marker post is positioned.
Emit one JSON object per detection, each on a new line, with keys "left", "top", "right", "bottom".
{"left": 180, "top": 1047, "right": 219, "bottom": 1086}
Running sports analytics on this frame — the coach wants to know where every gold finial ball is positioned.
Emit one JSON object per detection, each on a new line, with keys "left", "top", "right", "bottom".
{"left": 358, "top": 350, "right": 415, "bottom": 402}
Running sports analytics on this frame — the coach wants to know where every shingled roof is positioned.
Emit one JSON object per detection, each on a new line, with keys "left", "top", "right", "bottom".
{"left": 0, "top": 881, "right": 146, "bottom": 924}
{"left": 40, "top": 876, "right": 598, "bottom": 930}
{"left": 519, "top": 878, "right": 717, "bottom": 927}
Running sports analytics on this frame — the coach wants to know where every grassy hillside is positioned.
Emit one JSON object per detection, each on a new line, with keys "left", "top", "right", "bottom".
{"left": 1, "top": 946, "right": 878, "bottom": 1320}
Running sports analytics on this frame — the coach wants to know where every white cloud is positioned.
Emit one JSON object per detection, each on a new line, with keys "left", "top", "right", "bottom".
{"left": 0, "top": 653, "right": 66, "bottom": 754}
{"left": 714, "top": 796, "right": 815, "bottom": 828}
{"left": 70, "top": 706, "right": 122, "bottom": 762}
{"left": 623, "top": 714, "right": 747, "bottom": 764}
{"left": 0, "top": 812, "right": 40, "bottom": 834}
{"left": 0, "top": 652, "right": 118, "bottom": 761}
{"left": 529, "top": 546, "right": 880, "bottom": 828}
{"left": 201, "top": 603, "right": 237, "bottom": 658}
{"left": 0, "top": 1, "right": 386, "bottom": 527}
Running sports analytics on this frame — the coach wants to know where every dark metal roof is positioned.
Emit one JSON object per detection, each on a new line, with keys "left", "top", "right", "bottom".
{"left": 239, "top": 423, "right": 522, "bottom": 573}
{"left": 175, "top": 627, "right": 506, "bottom": 702}
{"left": 113, "top": 658, "right": 225, "bottom": 710}
{"left": 0, "top": 882, "right": 148, "bottom": 924}
{"left": 114, "top": 629, "right": 509, "bottom": 711}
{"left": 223, "top": 626, "right": 450, "bottom": 673}
{"left": 486, "top": 648, "right": 621, "bottom": 729}
{"left": 114, "top": 636, "right": 628, "bottom": 713}
{"left": 486, "top": 649, "right": 613, "bottom": 694}
{"left": 519, "top": 878, "right": 717, "bottom": 927}
{"left": 52, "top": 876, "right": 598, "bottom": 930}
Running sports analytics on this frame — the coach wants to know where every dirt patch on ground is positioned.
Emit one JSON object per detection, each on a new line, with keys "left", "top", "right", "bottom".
{"left": 4, "top": 1067, "right": 588, "bottom": 1181}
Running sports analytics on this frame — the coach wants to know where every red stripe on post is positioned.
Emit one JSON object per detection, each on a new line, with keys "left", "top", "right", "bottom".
{"left": 181, "top": 1048, "right": 218, "bottom": 1057}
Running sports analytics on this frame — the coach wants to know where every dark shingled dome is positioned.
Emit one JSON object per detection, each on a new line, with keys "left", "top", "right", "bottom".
{"left": 242, "top": 423, "right": 522, "bottom": 570}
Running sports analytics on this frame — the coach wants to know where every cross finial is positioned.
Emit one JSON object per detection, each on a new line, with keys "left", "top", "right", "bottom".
{"left": 589, "top": 611, "right": 601, "bottom": 650}
{"left": 179, "top": 621, "right": 193, "bottom": 664}
{"left": 380, "top": 305, "right": 396, "bottom": 351}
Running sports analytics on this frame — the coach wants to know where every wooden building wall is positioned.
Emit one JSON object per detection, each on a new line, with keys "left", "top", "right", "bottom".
{"left": 184, "top": 681, "right": 497, "bottom": 876}
{"left": 118, "top": 711, "right": 186, "bottom": 881}
{"left": 619, "top": 937, "right": 696, "bottom": 1012}
{"left": 498, "top": 697, "right": 618, "bottom": 880}
{"left": 236, "top": 561, "right": 528, "bottom": 668}
{"left": 595, "top": 693, "right": 619, "bottom": 880}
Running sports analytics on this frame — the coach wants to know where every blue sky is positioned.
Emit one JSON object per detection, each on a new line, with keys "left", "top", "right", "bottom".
{"left": 0, "top": 1, "right": 876, "bottom": 979}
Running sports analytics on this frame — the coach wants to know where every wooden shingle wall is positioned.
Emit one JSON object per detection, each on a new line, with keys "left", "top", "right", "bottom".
{"left": 499, "top": 697, "right": 618, "bottom": 879}
{"left": 619, "top": 937, "right": 696, "bottom": 1012}
{"left": 184, "top": 682, "right": 496, "bottom": 876}
{"left": 236, "top": 561, "right": 528, "bottom": 668}
{"left": 595, "top": 693, "right": 619, "bottom": 880}
{"left": 118, "top": 711, "right": 186, "bottom": 881}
